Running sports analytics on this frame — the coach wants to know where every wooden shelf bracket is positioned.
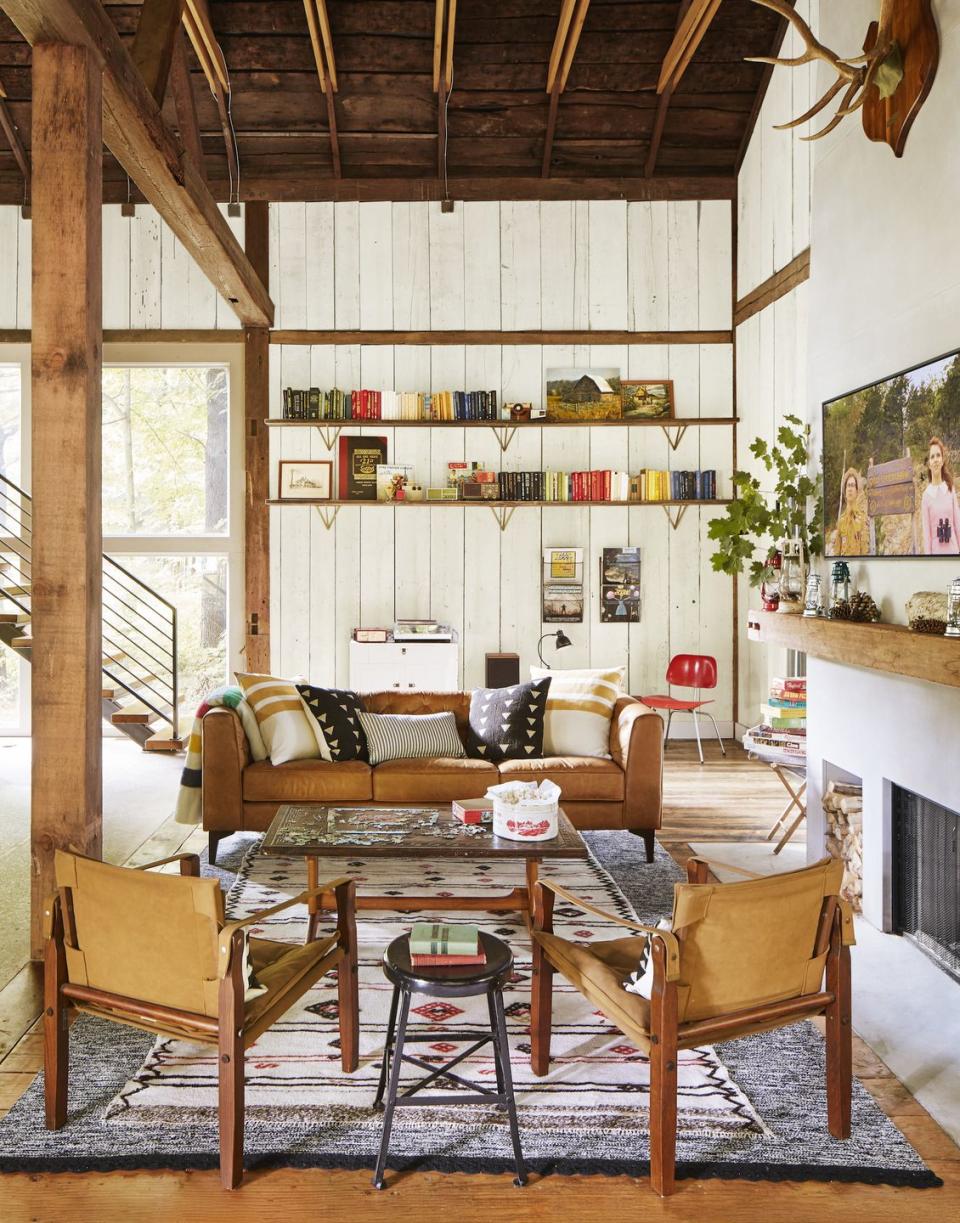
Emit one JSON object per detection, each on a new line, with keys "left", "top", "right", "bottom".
{"left": 314, "top": 424, "right": 343, "bottom": 450}
{"left": 313, "top": 504, "right": 340, "bottom": 530}
{"left": 661, "top": 422, "right": 689, "bottom": 451}
{"left": 489, "top": 506, "right": 517, "bottom": 532}
{"left": 662, "top": 504, "right": 689, "bottom": 530}
{"left": 489, "top": 424, "right": 518, "bottom": 452}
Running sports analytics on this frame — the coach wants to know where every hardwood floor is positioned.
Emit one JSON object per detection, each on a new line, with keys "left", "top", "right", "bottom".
{"left": 1, "top": 747, "right": 957, "bottom": 1221}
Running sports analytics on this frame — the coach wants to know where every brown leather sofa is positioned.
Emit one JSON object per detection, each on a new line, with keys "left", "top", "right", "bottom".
{"left": 201, "top": 690, "right": 664, "bottom": 864}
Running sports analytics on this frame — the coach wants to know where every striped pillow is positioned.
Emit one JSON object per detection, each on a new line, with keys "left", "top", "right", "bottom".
{"left": 356, "top": 710, "right": 465, "bottom": 766}
{"left": 529, "top": 665, "right": 626, "bottom": 759}
{"left": 235, "top": 672, "right": 329, "bottom": 765}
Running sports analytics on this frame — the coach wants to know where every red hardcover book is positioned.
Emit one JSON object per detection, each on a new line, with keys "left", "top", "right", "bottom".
{"left": 603, "top": 470, "right": 611, "bottom": 501}
{"left": 361, "top": 389, "right": 369, "bottom": 419}
{"left": 338, "top": 435, "right": 388, "bottom": 500}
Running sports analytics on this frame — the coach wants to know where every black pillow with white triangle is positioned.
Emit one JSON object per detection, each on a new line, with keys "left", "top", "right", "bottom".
{"left": 296, "top": 685, "right": 369, "bottom": 762}
{"left": 465, "top": 677, "right": 551, "bottom": 763}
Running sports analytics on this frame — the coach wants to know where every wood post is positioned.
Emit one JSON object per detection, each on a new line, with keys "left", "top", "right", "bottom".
{"left": 334, "top": 879, "right": 359, "bottom": 1073}
{"left": 825, "top": 907, "right": 853, "bottom": 1139}
{"left": 243, "top": 201, "right": 271, "bottom": 673}
{"left": 218, "top": 929, "right": 246, "bottom": 1189}
{"left": 30, "top": 43, "right": 103, "bottom": 959}
{"left": 649, "top": 939, "right": 678, "bottom": 1196}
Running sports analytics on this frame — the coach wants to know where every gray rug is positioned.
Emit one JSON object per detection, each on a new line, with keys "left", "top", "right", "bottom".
{"left": 0, "top": 832, "right": 942, "bottom": 1187}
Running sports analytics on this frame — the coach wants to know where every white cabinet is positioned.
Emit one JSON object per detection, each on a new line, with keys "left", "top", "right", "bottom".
{"left": 349, "top": 640, "right": 460, "bottom": 693}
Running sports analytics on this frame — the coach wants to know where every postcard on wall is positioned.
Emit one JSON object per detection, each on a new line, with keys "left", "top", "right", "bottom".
{"left": 376, "top": 464, "right": 415, "bottom": 502}
{"left": 620, "top": 379, "right": 675, "bottom": 420}
{"left": 545, "top": 368, "right": 622, "bottom": 421}
{"left": 278, "top": 459, "right": 333, "bottom": 501}
{"left": 600, "top": 546, "right": 641, "bottom": 623}
{"left": 543, "top": 548, "right": 584, "bottom": 623}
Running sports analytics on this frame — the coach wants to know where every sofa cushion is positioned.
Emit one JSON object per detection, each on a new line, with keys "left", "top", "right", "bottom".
{"left": 372, "top": 757, "right": 498, "bottom": 802}
{"left": 496, "top": 756, "right": 624, "bottom": 801}
{"left": 243, "top": 760, "right": 372, "bottom": 803}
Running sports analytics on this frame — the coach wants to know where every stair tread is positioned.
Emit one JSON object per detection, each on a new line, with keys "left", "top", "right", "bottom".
{"left": 144, "top": 732, "right": 185, "bottom": 752}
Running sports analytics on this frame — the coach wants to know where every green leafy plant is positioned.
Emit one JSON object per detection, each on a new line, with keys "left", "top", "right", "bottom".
{"left": 708, "top": 414, "right": 823, "bottom": 586}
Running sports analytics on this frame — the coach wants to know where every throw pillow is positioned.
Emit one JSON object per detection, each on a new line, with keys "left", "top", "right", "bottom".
{"left": 622, "top": 918, "right": 673, "bottom": 999}
{"left": 465, "top": 678, "right": 551, "bottom": 763}
{"left": 234, "top": 671, "right": 329, "bottom": 765}
{"left": 529, "top": 665, "right": 626, "bottom": 758}
{"left": 356, "top": 710, "right": 465, "bottom": 767}
{"left": 297, "top": 685, "right": 369, "bottom": 762}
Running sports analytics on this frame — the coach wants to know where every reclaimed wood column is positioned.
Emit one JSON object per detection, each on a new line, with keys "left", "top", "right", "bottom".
{"left": 30, "top": 44, "right": 103, "bottom": 957}
{"left": 243, "top": 201, "right": 271, "bottom": 673}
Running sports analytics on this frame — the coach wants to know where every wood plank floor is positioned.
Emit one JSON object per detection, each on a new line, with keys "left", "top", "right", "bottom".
{"left": 2, "top": 748, "right": 957, "bottom": 1222}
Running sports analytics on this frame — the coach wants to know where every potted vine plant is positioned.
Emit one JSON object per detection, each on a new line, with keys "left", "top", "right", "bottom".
{"left": 708, "top": 414, "right": 824, "bottom": 596}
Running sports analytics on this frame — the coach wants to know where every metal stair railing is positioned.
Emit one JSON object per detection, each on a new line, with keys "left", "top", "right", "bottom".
{"left": 0, "top": 471, "right": 179, "bottom": 739}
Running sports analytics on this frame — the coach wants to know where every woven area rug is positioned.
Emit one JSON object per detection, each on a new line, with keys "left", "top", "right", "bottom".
{"left": 0, "top": 833, "right": 942, "bottom": 1187}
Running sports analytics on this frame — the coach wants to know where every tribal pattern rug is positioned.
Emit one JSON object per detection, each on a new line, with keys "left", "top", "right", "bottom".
{"left": 0, "top": 834, "right": 942, "bottom": 1186}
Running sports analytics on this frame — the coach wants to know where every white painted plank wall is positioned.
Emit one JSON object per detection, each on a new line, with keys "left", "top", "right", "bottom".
{"left": 269, "top": 200, "right": 736, "bottom": 719}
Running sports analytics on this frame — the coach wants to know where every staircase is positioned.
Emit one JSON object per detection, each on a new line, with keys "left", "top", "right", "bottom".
{"left": 0, "top": 472, "right": 184, "bottom": 752}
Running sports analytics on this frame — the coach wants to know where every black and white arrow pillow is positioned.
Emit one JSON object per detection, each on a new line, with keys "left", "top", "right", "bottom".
{"left": 622, "top": 918, "right": 672, "bottom": 999}
{"left": 296, "top": 685, "right": 369, "bottom": 762}
{"left": 465, "top": 677, "right": 551, "bottom": 763}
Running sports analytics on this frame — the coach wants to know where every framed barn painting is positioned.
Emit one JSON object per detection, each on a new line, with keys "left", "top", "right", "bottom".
{"left": 545, "top": 367, "right": 621, "bottom": 421}
{"left": 620, "top": 379, "right": 675, "bottom": 420}
{"left": 278, "top": 459, "right": 333, "bottom": 501}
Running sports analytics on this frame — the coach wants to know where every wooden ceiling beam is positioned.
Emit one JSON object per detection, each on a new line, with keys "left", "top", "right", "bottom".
{"left": 131, "top": 0, "right": 184, "bottom": 106}
{"left": 168, "top": 27, "right": 205, "bottom": 179}
{"left": 542, "top": 0, "right": 590, "bottom": 178}
{"left": 180, "top": 0, "right": 238, "bottom": 196}
{"left": 0, "top": 0, "right": 272, "bottom": 325}
{"left": 302, "top": 0, "right": 340, "bottom": 176}
{"left": 645, "top": 0, "right": 693, "bottom": 178}
{"left": 434, "top": 1, "right": 456, "bottom": 190}
{"left": 0, "top": 78, "right": 29, "bottom": 201}
{"left": 656, "top": 0, "right": 723, "bottom": 95}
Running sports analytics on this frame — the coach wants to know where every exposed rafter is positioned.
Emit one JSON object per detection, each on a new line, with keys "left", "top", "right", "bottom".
{"left": 645, "top": 0, "right": 693, "bottom": 178}
{"left": 542, "top": 0, "right": 590, "bottom": 178}
{"left": 434, "top": 1, "right": 457, "bottom": 190}
{"left": 656, "top": 0, "right": 723, "bottom": 95}
{"left": 0, "top": 0, "right": 272, "bottom": 325}
{"left": 302, "top": 0, "right": 341, "bottom": 177}
{"left": 180, "top": 0, "right": 239, "bottom": 200}
{"left": 0, "top": 77, "right": 30, "bottom": 204}
{"left": 132, "top": 0, "right": 184, "bottom": 105}
{"left": 168, "top": 27, "right": 205, "bottom": 179}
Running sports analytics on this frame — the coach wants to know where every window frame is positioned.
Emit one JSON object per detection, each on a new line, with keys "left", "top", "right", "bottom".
{"left": 0, "top": 343, "right": 30, "bottom": 734}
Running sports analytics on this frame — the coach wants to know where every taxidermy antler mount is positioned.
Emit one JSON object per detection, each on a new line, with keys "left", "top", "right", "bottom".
{"left": 748, "top": 0, "right": 939, "bottom": 156}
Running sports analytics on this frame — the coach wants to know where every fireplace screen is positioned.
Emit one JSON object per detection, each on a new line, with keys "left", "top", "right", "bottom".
{"left": 893, "top": 786, "right": 960, "bottom": 984}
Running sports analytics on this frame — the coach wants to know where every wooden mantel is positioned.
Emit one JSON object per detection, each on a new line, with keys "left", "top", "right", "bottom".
{"left": 752, "top": 611, "right": 960, "bottom": 690}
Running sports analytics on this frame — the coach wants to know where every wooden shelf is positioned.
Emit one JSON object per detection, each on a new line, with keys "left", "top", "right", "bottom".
{"left": 751, "top": 610, "right": 960, "bottom": 690}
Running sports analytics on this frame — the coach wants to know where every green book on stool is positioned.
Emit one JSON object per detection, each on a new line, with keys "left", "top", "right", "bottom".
{"left": 409, "top": 923, "right": 479, "bottom": 957}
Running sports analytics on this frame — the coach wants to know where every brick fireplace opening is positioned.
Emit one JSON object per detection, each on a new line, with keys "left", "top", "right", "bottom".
{"left": 893, "top": 785, "right": 960, "bottom": 985}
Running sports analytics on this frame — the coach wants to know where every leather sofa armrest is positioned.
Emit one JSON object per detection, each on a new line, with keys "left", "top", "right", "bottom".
{"left": 610, "top": 696, "right": 664, "bottom": 832}
{"left": 201, "top": 708, "right": 250, "bottom": 833}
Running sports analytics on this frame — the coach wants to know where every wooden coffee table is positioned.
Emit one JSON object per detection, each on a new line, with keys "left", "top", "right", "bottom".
{"left": 260, "top": 803, "right": 588, "bottom": 940}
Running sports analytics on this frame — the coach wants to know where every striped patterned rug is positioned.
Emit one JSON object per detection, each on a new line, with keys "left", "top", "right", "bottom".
{"left": 104, "top": 841, "right": 765, "bottom": 1153}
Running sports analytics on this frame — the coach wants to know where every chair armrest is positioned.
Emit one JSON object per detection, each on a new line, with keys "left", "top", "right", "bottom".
{"left": 536, "top": 878, "right": 680, "bottom": 981}
{"left": 837, "top": 898, "right": 856, "bottom": 946}
{"left": 135, "top": 853, "right": 202, "bottom": 876}
{"left": 217, "top": 877, "right": 353, "bottom": 977}
{"left": 686, "top": 856, "right": 764, "bottom": 883}
{"left": 201, "top": 707, "right": 249, "bottom": 833}
{"left": 610, "top": 697, "right": 664, "bottom": 832}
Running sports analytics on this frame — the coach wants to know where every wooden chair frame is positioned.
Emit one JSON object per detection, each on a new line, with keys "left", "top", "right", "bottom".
{"left": 43, "top": 852, "right": 359, "bottom": 1189}
{"left": 530, "top": 857, "right": 852, "bottom": 1196}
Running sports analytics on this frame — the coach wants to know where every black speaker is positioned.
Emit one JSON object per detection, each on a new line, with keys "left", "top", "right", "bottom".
{"left": 485, "top": 652, "right": 520, "bottom": 688}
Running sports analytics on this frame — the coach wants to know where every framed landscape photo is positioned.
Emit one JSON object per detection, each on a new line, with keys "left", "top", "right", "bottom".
{"left": 278, "top": 459, "right": 333, "bottom": 501}
{"left": 823, "top": 347, "right": 960, "bottom": 557}
{"left": 545, "top": 367, "right": 621, "bottom": 422}
{"left": 620, "top": 379, "right": 674, "bottom": 420}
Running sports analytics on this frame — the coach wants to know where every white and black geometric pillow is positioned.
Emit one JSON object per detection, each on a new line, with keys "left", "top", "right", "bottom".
{"left": 622, "top": 918, "right": 672, "bottom": 998}
{"left": 297, "top": 685, "right": 368, "bottom": 762}
{"left": 465, "top": 677, "right": 551, "bottom": 763}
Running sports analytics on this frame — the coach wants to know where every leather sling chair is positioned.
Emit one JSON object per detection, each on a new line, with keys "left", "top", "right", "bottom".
{"left": 530, "top": 855, "right": 855, "bottom": 1196}
{"left": 43, "top": 849, "right": 359, "bottom": 1189}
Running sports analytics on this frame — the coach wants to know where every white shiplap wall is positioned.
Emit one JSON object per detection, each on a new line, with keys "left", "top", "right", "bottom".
{"left": 268, "top": 200, "right": 736, "bottom": 717}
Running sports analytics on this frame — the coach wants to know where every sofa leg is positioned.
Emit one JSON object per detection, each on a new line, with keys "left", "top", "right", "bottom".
{"left": 631, "top": 829, "right": 656, "bottom": 863}
{"left": 209, "top": 831, "right": 227, "bottom": 866}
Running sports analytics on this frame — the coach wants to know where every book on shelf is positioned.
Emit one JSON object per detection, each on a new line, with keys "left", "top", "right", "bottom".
{"left": 337, "top": 436, "right": 388, "bottom": 501}
{"left": 409, "top": 922, "right": 480, "bottom": 958}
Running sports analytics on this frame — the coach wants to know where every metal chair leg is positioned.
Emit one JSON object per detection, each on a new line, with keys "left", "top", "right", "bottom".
{"left": 373, "top": 984, "right": 400, "bottom": 1111}
{"left": 703, "top": 710, "right": 726, "bottom": 756}
{"left": 373, "top": 988, "right": 410, "bottom": 1190}
{"left": 663, "top": 709, "right": 674, "bottom": 749}
{"left": 692, "top": 710, "right": 704, "bottom": 764}
{"left": 487, "top": 992, "right": 506, "bottom": 1107}
{"left": 492, "top": 988, "right": 527, "bottom": 1187}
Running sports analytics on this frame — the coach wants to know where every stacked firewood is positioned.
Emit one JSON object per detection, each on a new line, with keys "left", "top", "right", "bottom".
{"left": 823, "top": 781, "right": 863, "bottom": 913}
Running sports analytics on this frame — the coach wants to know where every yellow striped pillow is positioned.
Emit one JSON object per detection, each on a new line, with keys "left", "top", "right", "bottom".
{"left": 235, "top": 672, "right": 329, "bottom": 765}
{"left": 529, "top": 665, "right": 626, "bottom": 758}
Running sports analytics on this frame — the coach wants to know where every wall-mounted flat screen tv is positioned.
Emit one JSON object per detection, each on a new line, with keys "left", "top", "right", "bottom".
{"left": 823, "top": 348, "right": 960, "bottom": 557}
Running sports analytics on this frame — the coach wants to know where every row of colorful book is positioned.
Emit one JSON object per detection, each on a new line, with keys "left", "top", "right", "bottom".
{"left": 282, "top": 387, "right": 499, "bottom": 421}
{"left": 743, "top": 675, "right": 807, "bottom": 764}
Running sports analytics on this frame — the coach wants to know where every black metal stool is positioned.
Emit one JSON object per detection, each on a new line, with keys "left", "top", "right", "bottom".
{"left": 372, "top": 930, "right": 526, "bottom": 1189}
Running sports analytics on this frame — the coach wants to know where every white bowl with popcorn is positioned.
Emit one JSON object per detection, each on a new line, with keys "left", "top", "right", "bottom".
{"left": 486, "top": 779, "right": 561, "bottom": 841}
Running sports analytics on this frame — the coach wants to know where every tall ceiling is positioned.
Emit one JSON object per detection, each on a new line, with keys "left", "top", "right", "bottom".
{"left": 0, "top": 0, "right": 788, "bottom": 203}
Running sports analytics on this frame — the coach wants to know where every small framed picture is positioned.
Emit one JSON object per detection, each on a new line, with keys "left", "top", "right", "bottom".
{"left": 278, "top": 459, "right": 333, "bottom": 501}
{"left": 620, "top": 379, "right": 675, "bottom": 420}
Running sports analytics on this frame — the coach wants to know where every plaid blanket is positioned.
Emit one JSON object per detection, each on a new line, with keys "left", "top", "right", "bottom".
{"left": 174, "top": 686, "right": 266, "bottom": 825}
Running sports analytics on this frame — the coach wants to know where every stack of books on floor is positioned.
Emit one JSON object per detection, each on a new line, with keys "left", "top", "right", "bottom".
{"left": 409, "top": 922, "right": 486, "bottom": 967}
{"left": 743, "top": 676, "right": 807, "bottom": 765}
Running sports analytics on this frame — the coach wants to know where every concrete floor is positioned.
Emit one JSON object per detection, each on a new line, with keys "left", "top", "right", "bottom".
{"left": 0, "top": 737, "right": 184, "bottom": 991}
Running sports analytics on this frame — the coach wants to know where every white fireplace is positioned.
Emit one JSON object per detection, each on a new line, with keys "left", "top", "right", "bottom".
{"left": 805, "top": 657, "right": 960, "bottom": 933}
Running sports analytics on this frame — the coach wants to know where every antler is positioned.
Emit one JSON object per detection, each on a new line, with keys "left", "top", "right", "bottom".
{"left": 746, "top": 0, "right": 901, "bottom": 141}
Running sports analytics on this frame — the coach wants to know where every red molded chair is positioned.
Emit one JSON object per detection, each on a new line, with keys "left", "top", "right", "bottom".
{"left": 641, "top": 654, "right": 725, "bottom": 764}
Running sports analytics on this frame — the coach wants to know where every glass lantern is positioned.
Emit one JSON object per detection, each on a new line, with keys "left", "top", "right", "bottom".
{"left": 779, "top": 538, "right": 805, "bottom": 613}
{"left": 830, "top": 560, "right": 851, "bottom": 606}
{"left": 946, "top": 577, "right": 960, "bottom": 638}
{"left": 761, "top": 548, "right": 782, "bottom": 612}
{"left": 803, "top": 573, "right": 823, "bottom": 618}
